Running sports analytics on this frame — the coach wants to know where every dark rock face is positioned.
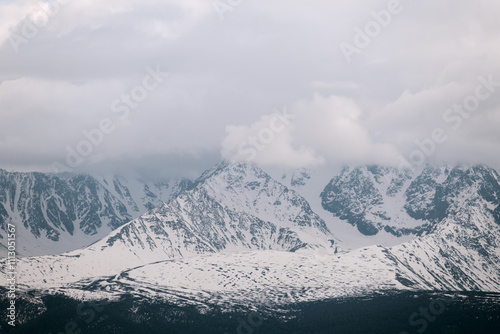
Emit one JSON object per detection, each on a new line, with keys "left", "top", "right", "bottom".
{"left": 0, "top": 169, "right": 191, "bottom": 255}
{"left": 321, "top": 164, "right": 500, "bottom": 236}
{"left": 0, "top": 171, "right": 127, "bottom": 242}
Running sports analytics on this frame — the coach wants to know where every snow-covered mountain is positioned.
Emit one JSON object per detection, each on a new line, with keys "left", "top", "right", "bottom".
{"left": 193, "top": 161, "right": 331, "bottom": 242}
{"left": 14, "top": 188, "right": 500, "bottom": 311}
{"left": 12, "top": 161, "right": 335, "bottom": 289}
{"left": 0, "top": 169, "right": 191, "bottom": 256}
{"left": 2, "top": 162, "right": 500, "bottom": 312}
{"left": 273, "top": 165, "right": 411, "bottom": 248}
{"left": 319, "top": 164, "right": 500, "bottom": 238}
{"left": 39, "top": 164, "right": 500, "bottom": 309}
{"left": 92, "top": 161, "right": 336, "bottom": 266}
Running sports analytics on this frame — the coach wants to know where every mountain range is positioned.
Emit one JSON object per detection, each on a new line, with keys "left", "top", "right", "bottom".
{"left": 2, "top": 161, "right": 500, "bottom": 316}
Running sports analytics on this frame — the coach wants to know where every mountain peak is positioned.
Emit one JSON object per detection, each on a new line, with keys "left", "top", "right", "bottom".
{"left": 191, "top": 160, "right": 269, "bottom": 189}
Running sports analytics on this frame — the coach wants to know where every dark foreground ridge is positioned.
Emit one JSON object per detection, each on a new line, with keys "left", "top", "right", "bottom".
{"left": 1, "top": 289, "right": 499, "bottom": 334}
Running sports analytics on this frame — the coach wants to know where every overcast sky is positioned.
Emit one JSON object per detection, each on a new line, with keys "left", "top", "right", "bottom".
{"left": 0, "top": 0, "right": 499, "bottom": 178}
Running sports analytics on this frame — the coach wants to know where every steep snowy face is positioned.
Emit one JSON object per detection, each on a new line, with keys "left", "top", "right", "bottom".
{"left": 97, "top": 185, "right": 310, "bottom": 260}
{"left": 320, "top": 164, "right": 500, "bottom": 237}
{"left": 193, "top": 161, "right": 331, "bottom": 239}
{"left": 388, "top": 196, "right": 500, "bottom": 292}
{"left": 387, "top": 165, "right": 500, "bottom": 291}
{"left": 0, "top": 169, "right": 191, "bottom": 256}
{"left": 93, "top": 161, "right": 336, "bottom": 259}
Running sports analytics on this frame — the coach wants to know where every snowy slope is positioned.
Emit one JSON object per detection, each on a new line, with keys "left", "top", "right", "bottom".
{"left": 45, "top": 193, "right": 500, "bottom": 310}
{"left": 58, "top": 247, "right": 406, "bottom": 311}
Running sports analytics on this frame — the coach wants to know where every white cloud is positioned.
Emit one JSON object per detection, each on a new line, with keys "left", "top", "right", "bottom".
{"left": 222, "top": 94, "right": 401, "bottom": 168}
{"left": 221, "top": 110, "right": 324, "bottom": 168}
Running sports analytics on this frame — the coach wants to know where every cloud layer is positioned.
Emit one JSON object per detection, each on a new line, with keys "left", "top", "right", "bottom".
{"left": 1, "top": 0, "right": 499, "bottom": 175}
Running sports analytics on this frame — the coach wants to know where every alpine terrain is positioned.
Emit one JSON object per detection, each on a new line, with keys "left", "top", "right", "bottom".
{"left": 1, "top": 161, "right": 500, "bottom": 333}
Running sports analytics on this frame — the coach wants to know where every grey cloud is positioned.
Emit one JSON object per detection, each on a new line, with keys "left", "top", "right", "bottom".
{"left": 0, "top": 0, "right": 499, "bottom": 175}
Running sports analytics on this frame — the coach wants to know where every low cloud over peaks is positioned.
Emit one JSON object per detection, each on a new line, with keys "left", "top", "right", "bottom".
{"left": 221, "top": 94, "right": 401, "bottom": 168}
{"left": 0, "top": 0, "right": 499, "bottom": 175}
